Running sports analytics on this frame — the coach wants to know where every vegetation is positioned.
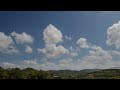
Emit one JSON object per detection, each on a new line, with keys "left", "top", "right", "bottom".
{"left": 1, "top": 67, "right": 120, "bottom": 79}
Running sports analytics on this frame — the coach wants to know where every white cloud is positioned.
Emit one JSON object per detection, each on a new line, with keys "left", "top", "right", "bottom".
{"left": 74, "top": 49, "right": 112, "bottom": 70}
{"left": 69, "top": 46, "right": 74, "bottom": 51}
{"left": 107, "top": 50, "right": 120, "bottom": 56}
{"left": 43, "top": 24, "right": 63, "bottom": 44}
{"left": 40, "top": 62, "right": 59, "bottom": 70}
{"left": 65, "top": 35, "right": 72, "bottom": 40}
{"left": 3, "top": 23, "right": 120, "bottom": 70}
{"left": 23, "top": 60, "right": 37, "bottom": 65}
{"left": 25, "top": 45, "right": 32, "bottom": 54}
{"left": 40, "top": 58, "right": 48, "bottom": 62}
{"left": 1, "top": 62, "right": 18, "bottom": 69}
{"left": 59, "top": 59, "right": 72, "bottom": 65}
{"left": 88, "top": 49, "right": 112, "bottom": 66}
{"left": 76, "top": 38, "right": 89, "bottom": 48}
{"left": 20, "top": 59, "right": 41, "bottom": 70}
{"left": 37, "top": 48, "right": 46, "bottom": 54}
{"left": 1, "top": 60, "right": 40, "bottom": 70}
{"left": 0, "top": 32, "right": 13, "bottom": 49}
{"left": 1, "top": 49, "right": 120, "bottom": 70}
{"left": 3, "top": 46, "right": 19, "bottom": 55}
{"left": 38, "top": 24, "right": 69, "bottom": 58}
{"left": 74, "top": 38, "right": 118, "bottom": 69}
{"left": 1, "top": 42, "right": 120, "bottom": 70}
{"left": 11, "top": 31, "right": 34, "bottom": 44}
{"left": 69, "top": 46, "right": 78, "bottom": 57}
{"left": 106, "top": 21, "right": 120, "bottom": 49}
{"left": 81, "top": 44, "right": 113, "bottom": 69}
{"left": 90, "top": 45, "right": 101, "bottom": 50}
{"left": 0, "top": 32, "right": 19, "bottom": 54}
{"left": 38, "top": 44, "right": 69, "bottom": 58}
{"left": 70, "top": 52, "right": 78, "bottom": 57}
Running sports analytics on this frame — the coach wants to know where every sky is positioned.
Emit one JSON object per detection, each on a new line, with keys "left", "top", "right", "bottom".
{"left": 1, "top": 11, "right": 120, "bottom": 70}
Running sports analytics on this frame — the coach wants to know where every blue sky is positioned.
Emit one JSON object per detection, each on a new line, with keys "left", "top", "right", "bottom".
{"left": 1, "top": 11, "right": 120, "bottom": 70}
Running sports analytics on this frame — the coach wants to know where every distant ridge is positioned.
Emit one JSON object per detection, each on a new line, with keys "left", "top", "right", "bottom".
{"left": 79, "top": 69, "right": 103, "bottom": 73}
{"left": 48, "top": 69, "right": 103, "bottom": 73}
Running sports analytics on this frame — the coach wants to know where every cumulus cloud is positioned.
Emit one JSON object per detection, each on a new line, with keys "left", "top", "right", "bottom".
{"left": 3, "top": 46, "right": 19, "bottom": 55}
{"left": 43, "top": 24, "right": 63, "bottom": 44}
{"left": 76, "top": 38, "right": 89, "bottom": 48}
{"left": 0, "top": 32, "right": 13, "bottom": 49}
{"left": 73, "top": 49, "right": 113, "bottom": 70}
{"left": 0, "top": 32, "right": 19, "bottom": 54}
{"left": 65, "top": 35, "right": 72, "bottom": 40}
{"left": 87, "top": 49, "right": 112, "bottom": 68}
{"left": 69, "top": 46, "right": 78, "bottom": 57}
{"left": 1, "top": 50, "right": 120, "bottom": 70}
{"left": 21, "top": 60, "right": 43, "bottom": 70}
{"left": 38, "top": 44, "right": 69, "bottom": 58}
{"left": 70, "top": 52, "right": 78, "bottom": 57}
{"left": 25, "top": 45, "right": 32, "bottom": 54}
{"left": 3, "top": 23, "right": 120, "bottom": 70}
{"left": 75, "top": 38, "right": 118, "bottom": 69}
{"left": 38, "top": 24, "right": 69, "bottom": 58}
{"left": 106, "top": 21, "right": 120, "bottom": 49}
{"left": 23, "top": 60, "right": 37, "bottom": 65}
{"left": 1, "top": 38, "right": 120, "bottom": 70}
{"left": 109, "top": 50, "right": 120, "bottom": 56}
{"left": 11, "top": 31, "right": 34, "bottom": 44}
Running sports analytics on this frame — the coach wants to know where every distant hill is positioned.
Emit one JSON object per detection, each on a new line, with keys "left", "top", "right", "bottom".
{"left": 110, "top": 67, "right": 120, "bottom": 69}
{"left": 48, "top": 69, "right": 102, "bottom": 74}
{"left": 79, "top": 69, "right": 103, "bottom": 73}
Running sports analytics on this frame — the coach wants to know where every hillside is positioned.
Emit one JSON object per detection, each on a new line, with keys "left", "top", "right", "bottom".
{"left": 0, "top": 67, "right": 120, "bottom": 79}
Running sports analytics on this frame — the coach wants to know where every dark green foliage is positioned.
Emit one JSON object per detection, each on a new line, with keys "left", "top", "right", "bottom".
{"left": 0, "top": 67, "right": 53, "bottom": 79}
{"left": 1, "top": 68, "right": 120, "bottom": 79}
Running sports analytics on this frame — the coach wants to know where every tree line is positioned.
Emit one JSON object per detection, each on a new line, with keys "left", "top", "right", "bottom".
{"left": 0, "top": 67, "right": 120, "bottom": 79}
{"left": 0, "top": 67, "right": 54, "bottom": 79}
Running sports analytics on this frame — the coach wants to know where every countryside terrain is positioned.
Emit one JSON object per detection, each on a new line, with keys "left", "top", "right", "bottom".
{"left": 0, "top": 67, "right": 120, "bottom": 79}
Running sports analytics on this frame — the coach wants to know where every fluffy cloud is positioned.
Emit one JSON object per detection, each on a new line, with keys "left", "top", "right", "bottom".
{"left": 75, "top": 38, "right": 118, "bottom": 69}
{"left": 0, "top": 32, "right": 19, "bottom": 54}
{"left": 43, "top": 24, "right": 63, "bottom": 44}
{"left": 25, "top": 45, "right": 32, "bottom": 54}
{"left": 69, "top": 46, "right": 78, "bottom": 57}
{"left": 23, "top": 60, "right": 37, "bottom": 65}
{"left": 81, "top": 44, "right": 113, "bottom": 68}
{"left": 1, "top": 37, "right": 120, "bottom": 70}
{"left": 106, "top": 21, "right": 120, "bottom": 49}
{"left": 86, "top": 50, "right": 112, "bottom": 68}
{"left": 38, "top": 24, "right": 69, "bottom": 58}
{"left": 65, "top": 35, "right": 72, "bottom": 40}
{"left": 1, "top": 50, "right": 120, "bottom": 70}
{"left": 11, "top": 31, "right": 34, "bottom": 44}
{"left": 76, "top": 38, "right": 89, "bottom": 48}
{"left": 38, "top": 44, "right": 69, "bottom": 58}
{"left": 107, "top": 50, "right": 120, "bottom": 56}
{"left": 3, "top": 23, "right": 120, "bottom": 70}
{"left": 3, "top": 46, "right": 19, "bottom": 55}
{"left": 70, "top": 52, "right": 78, "bottom": 57}
{"left": 0, "top": 32, "right": 13, "bottom": 49}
